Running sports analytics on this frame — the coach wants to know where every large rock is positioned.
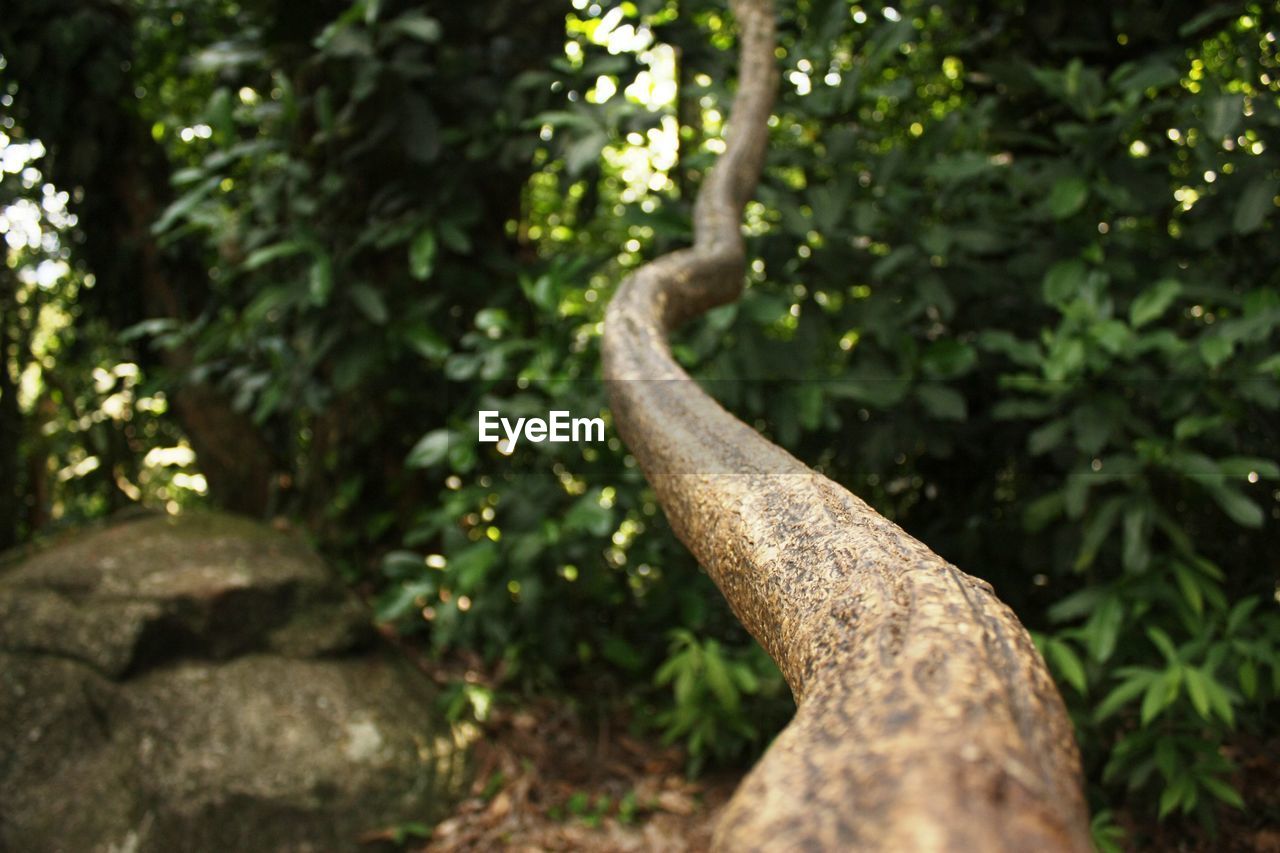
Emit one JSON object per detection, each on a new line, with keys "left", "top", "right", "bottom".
{"left": 0, "top": 512, "right": 471, "bottom": 853}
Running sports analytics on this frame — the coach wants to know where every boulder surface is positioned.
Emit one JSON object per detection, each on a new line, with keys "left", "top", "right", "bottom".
{"left": 0, "top": 512, "right": 469, "bottom": 853}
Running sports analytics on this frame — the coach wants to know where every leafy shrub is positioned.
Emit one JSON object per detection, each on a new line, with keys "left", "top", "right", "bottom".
{"left": 4, "top": 0, "right": 1278, "bottom": 836}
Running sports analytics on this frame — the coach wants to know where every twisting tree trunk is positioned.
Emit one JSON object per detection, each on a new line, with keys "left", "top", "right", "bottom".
{"left": 602, "top": 1, "right": 1092, "bottom": 849}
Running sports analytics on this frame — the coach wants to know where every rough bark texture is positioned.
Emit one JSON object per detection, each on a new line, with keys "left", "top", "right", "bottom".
{"left": 601, "top": 1, "right": 1092, "bottom": 849}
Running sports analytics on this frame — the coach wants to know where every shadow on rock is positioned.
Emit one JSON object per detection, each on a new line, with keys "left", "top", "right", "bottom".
{"left": 0, "top": 511, "right": 472, "bottom": 853}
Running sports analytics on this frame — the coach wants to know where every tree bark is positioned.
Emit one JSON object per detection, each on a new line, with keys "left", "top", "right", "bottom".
{"left": 0, "top": 269, "right": 23, "bottom": 551}
{"left": 111, "top": 133, "right": 278, "bottom": 517}
{"left": 601, "top": 1, "right": 1092, "bottom": 849}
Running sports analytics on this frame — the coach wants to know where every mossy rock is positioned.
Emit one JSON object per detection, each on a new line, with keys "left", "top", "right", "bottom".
{"left": 0, "top": 512, "right": 472, "bottom": 853}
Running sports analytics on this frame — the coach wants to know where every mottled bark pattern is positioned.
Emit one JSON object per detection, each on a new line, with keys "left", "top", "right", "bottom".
{"left": 602, "top": 1, "right": 1092, "bottom": 849}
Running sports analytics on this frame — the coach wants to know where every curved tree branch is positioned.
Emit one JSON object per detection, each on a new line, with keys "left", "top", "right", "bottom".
{"left": 602, "top": 1, "right": 1092, "bottom": 849}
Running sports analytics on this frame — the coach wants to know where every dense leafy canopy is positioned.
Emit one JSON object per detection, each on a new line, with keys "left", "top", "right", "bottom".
{"left": 2, "top": 0, "right": 1278, "bottom": 844}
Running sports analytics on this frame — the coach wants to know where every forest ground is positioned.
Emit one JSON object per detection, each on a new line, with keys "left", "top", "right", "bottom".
{"left": 379, "top": 644, "right": 1279, "bottom": 853}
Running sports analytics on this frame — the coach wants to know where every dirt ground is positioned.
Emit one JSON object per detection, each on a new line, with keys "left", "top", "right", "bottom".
{"left": 374, "top": 645, "right": 1278, "bottom": 852}
{"left": 413, "top": 696, "right": 736, "bottom": 852}
{"left": 391, "top": 696, "right": 1278, "bottom": 852}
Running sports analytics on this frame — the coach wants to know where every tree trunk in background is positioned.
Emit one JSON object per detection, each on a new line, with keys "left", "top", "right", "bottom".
{"left": 602, "top": 1, "right": 1092, "bottom": 849}
{"left": 0, "top": 2, "right": 276, "bottom": 517}
{"left": 111, "top": 131, "right": 278, "bottom": 516}
{"left": 0, "top": 270, "right": 22, "bottom": 551}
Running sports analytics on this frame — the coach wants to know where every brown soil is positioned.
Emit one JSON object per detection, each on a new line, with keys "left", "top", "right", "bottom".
{"left": 416, "top": 696, "right": 737, "bottom": 852}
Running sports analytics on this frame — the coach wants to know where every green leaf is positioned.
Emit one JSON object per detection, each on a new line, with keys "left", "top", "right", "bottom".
{"left": 565, "top": 131, "right": 607, "bottom": 176}
{"left": 1048, "top": 177, "right": 1088, "bottom": 219}
{"left": 381, "top": 549, "right": 426, "bottom": 579}
{"left": 977, "top": 330, "right": 1042, "bottom": 367}
{"left": 1198, "top": 335, "right": 1234, "bottom": 368}
{"left": 915, "top": 384, "right": 967, "bottom": 420}
{"left": 1048, "top": 586, "right": 1103, "bottom": 623}
{"left": 1112, "top": 60, "right": 1179, "bottom": 94}
{"left": 309, "top": 256, "right": 333, "bottom": 305}
{"left": 1090, "top": 319, "right": 1131, "bottom": 355}
{"left": 1121, "top": 501, "right": 1151, "bottom": 573}
{"left": 1084, "top": 596, "right": 1125, "bottom": 663}
{"left": 653, "top": 654, "right": 685, "bottom": 687}
{"left": 1178, "top": 5, "right": 1238, "bottom": 36}
{"left": 1205, "top": 94, "right": 1243, "bottom": 141}
{"left": 1200, "top": 776, "right": 1245, "bottom": 809}
{"left": 1238, "top": 660, "right": 1258, "bottom": 699}
{"left": 1203, "top": 675, "right": 1236, "bottom": 726}
{"left": 600, "top": 635, "right": 645, "bottom": 672}
{"left": 951, "top": 227, "right": 1007, "bottom": 254}
{"left": 732, "top": 661, "right": 761, "bottom": 694}
{"left": 374, "top": 579, "right": 436, "bottom": 623}
{"left": 152, "top": 176, "right": 220, "bottom": 234}
{"left": 171, "top": 167, "right": 208, "bottom": 186}
{"left": 1043, "top": 259, "right": 1088, "bottom": 305}
{"left": 564, "top": 491, "right": 614, "bottom": 537}
{"left": 1256, "top": 352, "right": 1280, "bottom": 375}
{"left": 1158, "top": 783, "right": 1184, "bottom": 820}
{"left": 521, "top": 274, "right": 557, "bottom": 311}
{"left": 390, "top": 12, "right": 441, "bottom": 42}
{"left": 1146, "top": 627, "right": 1178, "bottom": 663}
{"left": 409, "top": 230, "right": 438, "bottom": 280}
{"left": 1047, "top": 640, "right": 1087, "bottom": 694}
{"left": 827, "top": 375, "right": 910, "bottom": 408}
{"left": 244, "top": 242, "right": 310, "bottom": 271}
{"left": 1140, "top": 668, "right": 1181, "bottom": 724}
{"left": 406, "top": 429, "right": 451, "bottom": 468}
{"left": 920, "top": 339, "right": 977, "bottom": 378}
{"left": 703, "top": 643, "right": 740, "bottom": 712}
{"left": 1218, "top": 456, "right": 1280, "bottom": 479}
{"left": 1072, "top": 404, "right": 1112, "bottom": 455}
{"left": 1174, "top": 414, "right": 1225, "bottom": 441}
{"left": 809, "top": 183, "right": 850, "bottom": 232}
{"left": 1172, "top": 562, "right": 1204, "bottom": 615}
{"left": 1234, "top": 179, "right": 1278, "bottom": 235}
{"left": 450, "top": 542, "right": 497, "bottom": 593}
{"left": 925, "top": 151, "right": 994, "bottom": 182}
{"left": 1076, "top": 496, "right": 1123, "bottom": 571}
{"left": 439, "top": 221, "right": 472, "bottom": 254}
{"left": 349, "top": 284, "right": 388, "bottom": 324}
{"left": 1227, "top": 597, "right": 1260, "bottom": 635}
{"left": 744, "top": 292, "right": 788, "bottom": 325}
{"left": 447, "top": 440, "right": 475, "bottom": 473}
{"left": 1155, "top": 738, "right": 1179, "bottom": 780}
{"left": 1095, "top": 672, "right": 1153, "bottom": 721}
{"left": 1129, "top": 278, "right": 1181, "bottom": 328}
{"left": 1030, "top": 419, "right": 1070, "bottom": 455}
{"left": 320, "top": 27, "right": 374, "bottom": 59}
{"left": 475, "top": 308, "right": 509, "bottom": 334}
{"left": 1183, "top": 667, "right": 1212, "bottom": 719}
{"left": 1204, "top": 483, "right": 1264, "bottom": 528}
{"left": 404, "top": 324, "right": 449, "bottom": 360}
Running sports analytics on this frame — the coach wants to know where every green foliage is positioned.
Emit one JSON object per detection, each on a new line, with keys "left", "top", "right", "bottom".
{"left": 1091, "top": 810, "right": 1126, "bottom": 853}
{"left": 4, "top": 0, "right": 1279, "bottom": 838}
{"left": 718, "top": 0, "right": 1280, "bottom": 834}
{"left": 652, "top": 629, "right": 792, "bottom": 774}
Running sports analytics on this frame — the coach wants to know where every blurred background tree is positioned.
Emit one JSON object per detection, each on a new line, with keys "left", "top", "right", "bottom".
{"left": 2, "top": 0, "right": 1278, "bottom": 846}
